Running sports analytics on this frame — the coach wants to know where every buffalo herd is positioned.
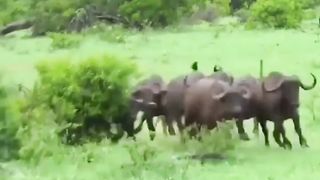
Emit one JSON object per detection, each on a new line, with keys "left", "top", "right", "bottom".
{"left": 129, "top": 62, "right": 317, "bottom": 149}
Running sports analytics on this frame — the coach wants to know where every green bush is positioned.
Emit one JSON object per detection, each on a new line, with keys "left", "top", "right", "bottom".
{"left": 182, "top": 120, "right": 239, "bottom": 155}
{"left": 247, "top": 0, "right": 304, "bottom": 29}
{"left": 301, "top": 0, "right": 320, "bottom": 8}
{"left": 23, "top": 54, "right": 140, "bottom": 144}
{"left": 212, "top": 0, "right": 231, "bottom": 15}
{"left": 48, "top": 32, "right": 82, "bottom": 49}
{"left": 1, "top": 0, "right": 236, "bottom": 33}
{"left": 30, "top": 0, "right": 79, "bottom": 35}
{"left": 0, "top": 76, "right": 21, "bottom": 161}
{"left": 0, "top": 0, "right": 32, "bottom": 26}
{"left": 118, "top": 0, "right": 196, "bottom": 27}
{"left": 16, "top": 103, "right": 63, "bottom": 164}
{"left": 96, "top": 25, "right": 128, "bottom": 43}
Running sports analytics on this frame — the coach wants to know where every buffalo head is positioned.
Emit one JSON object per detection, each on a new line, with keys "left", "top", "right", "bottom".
{"left": 211, "top": 81, "right": 252, "bottom": 119}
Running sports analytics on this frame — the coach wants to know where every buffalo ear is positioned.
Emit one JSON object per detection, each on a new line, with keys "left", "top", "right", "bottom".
{"left": 263, "top": 74, "right": 285, "bottom": 92}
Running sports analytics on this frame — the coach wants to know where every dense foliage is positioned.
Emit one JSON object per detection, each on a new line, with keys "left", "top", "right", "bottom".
{"left": 1, "top": 0, "right": 319, "bottom": 33}
{"left": 16, "top": 54, "right": 140, "bottom": 148}
{"left": 0, "top": 76, "right": 20, "bottom": 161}
{"left": 0, "top": 0, "right": 232, "bottom": 33}
{"left": 247, "top": 0, "right": 304, "bottom": 29}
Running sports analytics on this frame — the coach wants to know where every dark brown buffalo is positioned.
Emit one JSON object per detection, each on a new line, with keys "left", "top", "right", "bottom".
{"left": 232, "top": 75, "right": 263, "bottom": 141}
{"left": 233, "top": 72, "right": 317, "bottom": 149}
{"left": 130, "top": 74, "right": 167, "bottom": 140}
{"left": 183, "top": 67, "right": 237, "bottom": 135}
{"left": 184, "top": 78, "right": 252, "bottom": 137}
{"left": 258, "top": 72, "right": 317, "bottom": 149}
{"left": 162, "top": 72, "right": 205, "bottom": 135}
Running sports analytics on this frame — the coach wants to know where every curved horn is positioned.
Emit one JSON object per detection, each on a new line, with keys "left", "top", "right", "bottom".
{"left": 212, "top": 85, "right": 227, "bottom": 100}
{"left": 147, "top": 101, "right": 157, "bottom": 108}
{"left": 133, "top": 116, "right": 145, "bottom": 134}
{"left": 240, "top": 86, "right": 251, "bottom": 99}
{"left": 134, "top": 98, "right": 144, "bottom": 103}
{"left": 300, "top": 73, "right": 317, "bottom": 90}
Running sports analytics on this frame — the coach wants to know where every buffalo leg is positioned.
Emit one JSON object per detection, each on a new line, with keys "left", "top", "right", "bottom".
{"left": 278, "top": 122, "right": 292, "bottom": 150}
{"left": 176, "top": 116, "right": 185, "bottom": 135}
{"left": 165, "top": 114, "right": 176, "bottom": 135}
{"left": 167, "top": 123, "right": 176, "bottom": 135}
{"left": 292, "top": 114, "right": 308, "bottom": 147}
{"left": 188, "top": 123, "right": 200, "bottom": 139}
{"left": 160, "top": 116, "right": 168, "bottom": 135}
{"left": 252, "top": 117, "right": 259, "bottom": 136}
{"left": 259, "top": 119, "right": 269, "bottom": 146}
{"left": 273, "top": 121, "right": 284, "bottom": 148}
{"left": 236, "top": 120, "right": 250, "bottom": 141}
{"left": 143, "top": 114, "right": 156, "bottom": 140}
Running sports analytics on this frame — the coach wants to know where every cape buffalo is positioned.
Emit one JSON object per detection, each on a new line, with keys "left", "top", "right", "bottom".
{"left": 232, "top": 75, "right": 263, "bottom": 141}
{"left": 162, "top": 71, "right": 205, "bottom": 135}
{"left": 184, "top": 78, "right": 252, "bottom": 137}
{"left": 258, "top": 72, "right": 317, "bottom": 149}
{"left": 233, "top": 72, "right": 317, "bottom": 149}
{"left": 130, "top": 74, "right": 167, "bottom": 140}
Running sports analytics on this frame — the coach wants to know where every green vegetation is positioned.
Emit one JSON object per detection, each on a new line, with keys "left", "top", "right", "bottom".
{"left": 1, "top": 0, "right": 319, "bottom": 34}
{"left": 0, "top": 75, "right": 20, "bottom": 161}
{"left": 0, "top": 0, "right": 320, "bottom": 179}
{"left": 1, "top": 21, "right": 320, "bottom": 178}
{"left": 48, "top": 32, "right": 82, "bottom": 49}
{"left": 247, "top": 0, "right": 304, "bottom": 28}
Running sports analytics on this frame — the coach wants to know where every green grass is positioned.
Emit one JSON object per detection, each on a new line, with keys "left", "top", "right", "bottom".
{"left": 1, "top": 19, "right": 320, "bottom": 179}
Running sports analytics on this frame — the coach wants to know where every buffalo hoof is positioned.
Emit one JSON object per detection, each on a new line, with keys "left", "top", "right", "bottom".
{"left": 283, "top": 143, "right": 292, "bottom": 150}
{"left": 239, "top": 133, "right": 250, "bottom": 141}
{"left": 302, "top": 143, "right": 309, "bottom": 148}
{"left": 168, "top": 128, "right": 176, "bottom": 136}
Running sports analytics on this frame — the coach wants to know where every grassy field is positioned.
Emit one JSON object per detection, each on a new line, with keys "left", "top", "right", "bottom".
{"left": 1, "top": 19, "right": 320, "bottom": 179}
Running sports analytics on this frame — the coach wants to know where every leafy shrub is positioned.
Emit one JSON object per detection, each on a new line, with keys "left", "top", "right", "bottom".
{"left": 189, "top": 4, "right": 219, "bottom": 24}
{"left": 16, "top": 104, "right": 63, "bottom": 164}
{"left": 191, "top": 121, "right": 238, "bottom": 154}
{"left": 119, "top": 0, "right": 184, "bottom": 27}
{"left": 30, "top": 0, "right": 79, "bottom": 35}
{"left": 48, "top": 32, "right": 82, "bottom": 49}
{"left": 175, "top": 120, "right": 239, "bottom": 157}
{"left": 23, "top": 53, "right": 140, "bottom": 144}
{"left": 212, "top": 0, "right": 232, "bottom": 15}
{"left": 0, "top": 76, "right": 21, "bottom": 161}
{"left": 97, "top": 25, "right": 128, "bottom": 43}
{"left": 303, "top": 9, "right": 317, "bottom": 20}
{"left": 0, "top": 0, "right": 32, "bottom": 26}
{"left": 121, "top": 140, "right": 180, "bottom": 179}
{"left": 301, "top": 0, "right": 320, "bottom": 8}
{"left": 234, "top": 8, "right": 251, "bottom": 22}
{"left": 247, "top": 0, "right": 304, "bottom": 29}
{"left": 1, "top": 0, "right": 237, "bottom": 33}
{"left": 229, "top": 0, "right": 256, "bottom": 12}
